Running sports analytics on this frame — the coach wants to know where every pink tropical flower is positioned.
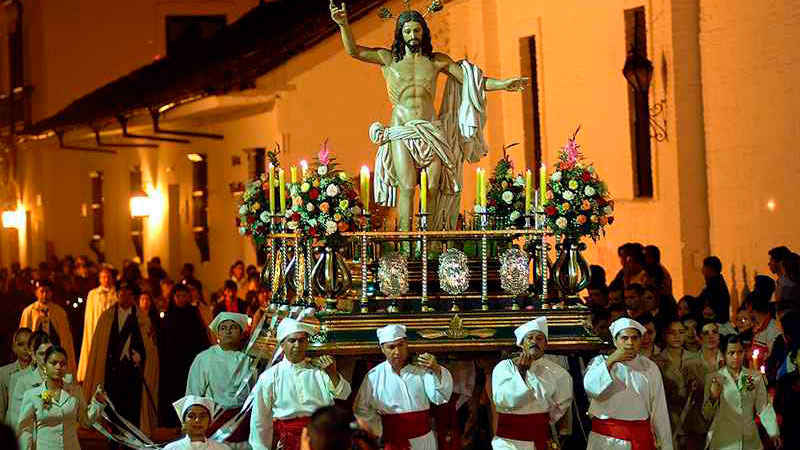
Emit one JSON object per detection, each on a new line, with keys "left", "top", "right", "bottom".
{"left": 318, "top": 139, "right": 331, "bottom": 166}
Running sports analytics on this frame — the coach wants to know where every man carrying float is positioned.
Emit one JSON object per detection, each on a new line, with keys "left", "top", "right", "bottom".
{"left": 491, "top": 317, "right": 573, "bottom": 450}
{"left": 354, "top": 324, "right": 453, "bottom": 450}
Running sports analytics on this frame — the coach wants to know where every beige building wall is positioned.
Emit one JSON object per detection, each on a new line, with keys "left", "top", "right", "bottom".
{"left": 6, "top": 0, "right": 797, "bottom": 296}
{"left": 698, "top": 0, "right": 800, "bottom": 298}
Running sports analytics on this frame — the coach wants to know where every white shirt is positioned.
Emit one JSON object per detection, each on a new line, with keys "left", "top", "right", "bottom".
{"left": 163, "top": 435, "right": 231, "bottom": 450}
{"left": 249, "top": 359, "right": 351, "bottom": 450}
{"left": 354, "top": 360, "right": 453, "bottom": 450}
{"left": 491, "top": 357, "right": 573, "bottom": 450}
{"left": 187, "top": 345, "right": 254, "bottom": 409}
{"left": 702, "top": 367, "right": 778, "bottom": 450}
{"left": 583, "top": 354, "right": 673, "bottom": 450}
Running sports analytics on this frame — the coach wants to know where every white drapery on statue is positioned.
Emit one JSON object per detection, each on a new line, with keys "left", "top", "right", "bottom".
{"left": 371, "top": 60, "right": 488, "bottom": 230}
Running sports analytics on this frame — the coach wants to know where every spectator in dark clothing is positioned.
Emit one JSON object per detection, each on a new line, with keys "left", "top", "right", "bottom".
{"left": 765, "top": 302, "right": 797, "bottom": 385}
{"left": 212, "top": 280, "right": 248, "bottom": 316}
{"left": 775, "top": 348, "right": 800, "bottom": 450}
{"left": 753, "top": 274, "right": 776, "bottom": 302}
{"left": 697, "top": 256, "right": 731, "bottom": 324}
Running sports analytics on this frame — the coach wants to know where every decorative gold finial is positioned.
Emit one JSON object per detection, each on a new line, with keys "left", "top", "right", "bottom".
{"left": 376, "top": 0, "right": 444, "bottom": 20}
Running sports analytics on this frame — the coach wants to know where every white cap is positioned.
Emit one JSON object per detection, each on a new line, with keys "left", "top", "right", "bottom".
{"left": 376, "top": 324, "right": 407, "bottom": 344}
{"left": 609, "top": 318, "right": 647, "bottom": 341}
{"left": 172, "top": 395, "right": 216, "bottom": 422}
{"left": 208, "top": 312, "right": 249, "bottom": 334}
{"left": 514, "top": 317, "right": 548, "bottom": 346}
{"left": 276, "top": 318, "right": 315, "bottom": 343}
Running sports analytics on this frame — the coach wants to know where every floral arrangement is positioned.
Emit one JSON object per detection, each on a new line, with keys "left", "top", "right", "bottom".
{"left": 543, "top": 131, "right": 614, "bottom": 240}
{"left": 287, "top": 142, "right": 363, "bottom": 247}
{"left": 486, "top": 155, "right": 526, "bottom": 228}
{"left": 236, "top": 168, "right": 284, "bottom": 249}
{"left": 738, "top": 372, "right": 756, "bottom": 392}
{"left": 40, "top": 390, "right": 55, "bottom": 410}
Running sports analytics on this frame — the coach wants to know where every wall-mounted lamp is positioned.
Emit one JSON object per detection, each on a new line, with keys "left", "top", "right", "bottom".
{"left": 623, "top": 50, "right": 668, "bottom": 142}
{"left": 2, "top": 209, "right": 25, "bottom": 229}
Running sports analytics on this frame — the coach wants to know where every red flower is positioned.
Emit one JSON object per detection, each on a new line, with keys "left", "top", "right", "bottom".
{"left": 544, "top": 206, "right": 557, "bottom": 216}
{"left": 246, "top": 215, "right": 256, "bottom": 224}
{"left": 291, "top": 213, "right": 300, "bottom": 222}
{"left": 488, "top": 199, "right": 496, "bottom": 207}
{"left": 309, "top": 227, "right": 318, "bottom": 236}
{"left": 347, "top": 189, "right": 357, "bottom": 199}
{"left": 581, "top": 171, "right": 592, "bottom": 182}
{"left": 597, "top": 197, "right": 607, "bottom": 207}
{"left": 309, "top": 188, "right": 320, "bottom": 200}
{"left": 255, "top": 225, "right": 266, "bottom": 235}
{"left": 235, "top": 217, "right": 241, "bottom": 226}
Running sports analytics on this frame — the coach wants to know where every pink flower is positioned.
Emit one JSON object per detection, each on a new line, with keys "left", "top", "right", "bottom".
{"left": 318, "top": 139, "right": 331, "bottom": 166}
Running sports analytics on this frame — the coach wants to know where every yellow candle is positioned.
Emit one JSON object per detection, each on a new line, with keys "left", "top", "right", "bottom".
{"left": 290, "top": 166, "right": 298, "bottom": 184}
{"left": 539, "top": 163, "right": 547, "bottom": 207}
{"left": 475, "top": 168, "right": 482, "bottom": 206}
{"left": 420, "top": 169, "right": 428, "bottom": 214}
{"left": 360, "top": 165, "right": 370, "bottom": 214}
{"left": 278, "top": 168, "right": 286, "bottom": 214}
{"left": 300, "top": 160, "right": 309, "bottom": 178}
{"left": 268, "top": 163, "right": 275, "bottom": 214}
{"left": 525, "top": 169, "right": 533, "bottom": 214}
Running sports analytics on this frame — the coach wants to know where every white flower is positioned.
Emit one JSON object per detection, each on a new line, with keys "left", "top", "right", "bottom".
{"left": 238, "top": 205, "right": 249, "bottom": 215}
{"left": 562, "top": 190, "right": 575, "bottom": 201}
{"left": 238, "top": 227, "right": 247, "bottom": 236}
{"left": 584, "top": 186, "right": 596, "bottom": 196}
{"left": 326, "top": 184, "right": 339, "bottom": 197}
{"left": 474, "top": 204, "right": 485, "bottom": 213}
{"left": 550, "top": 171, "right": 562, "bottom": 182}
{"left": 603, "top": 205, "right": 613, "bottom": 215}
{"left": 287, "top": 221, "right": 298, "bottom": 230}
{"left": 555, "top": 217, "right": 568, "bottom": 229}
{"left": 260, "top": 211, "right": 270, "bottom": 222}
{"left": 502, "top": 191, "right": 514, "bottom": 204}
{"left": 309, "top": 218, "right": 318, "bottom": 227}
{"left": 509, "top": 211, "right": 521, "bottom": 222}
{"left": 300, "top": 182, "right": 310, "bottom": 193}
{"left": 317, "top": 166, "right": 328, "bottom": 176}
{"left": 513, "top": 175, "right": 525, "bottom": 187}
{"left": 306, "top": 203, "right": 315, "bottom": 212}
{"left": 325, "top": 220, "right": 337, "bottom": 234}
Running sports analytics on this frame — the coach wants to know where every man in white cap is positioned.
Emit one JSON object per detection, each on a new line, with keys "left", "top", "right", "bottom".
{"left": 249, "top": 318, "right": 350, "bottom": 450}
{"left": 491, "top": 316, "right": 573, "bottom": 450}
{"left": 187, "top": 311, "right": 254, "bottom": 446}
{"left": 583, "top": 317, "right": 673, "bottom": 450}
{"left": 354, "top": 324, "right": 453, "bottom": 450}
{"left": 165, "top": 395, "right": 229, "bottom": 450}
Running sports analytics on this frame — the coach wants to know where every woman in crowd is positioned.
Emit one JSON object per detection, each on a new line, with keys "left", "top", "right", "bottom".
{"left": 138, "top": 290, "right": 162, "bottom": 332}
{"left": 17, "top": 345, "right": 107, "bottom": 450}
{"left": 703, "top": 335, "right": 780, "bottom": 449}
{"left": 158, "top": 284, "right": 210, "bottom": 427}
{"left": 700, "top": 321, "right": 725, "bottom": 373}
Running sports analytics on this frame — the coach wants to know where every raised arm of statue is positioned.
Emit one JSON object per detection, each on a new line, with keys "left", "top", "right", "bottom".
{"left": 330, "top": 1, "right": 391, "bottom": 65}
{"left": 440, "top": 53, "right": 528, "bottom": 92}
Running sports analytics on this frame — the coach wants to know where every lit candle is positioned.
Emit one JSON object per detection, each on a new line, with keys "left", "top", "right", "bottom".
{"left": 268, "top": 163, "right": 275, "bottom": 214}
{"left": 360, "top": 165, "right": 370, "bottom": 214}
{"left": 525, "top": 169, "right": 533, "bottom": 214}
{"left": 420, "top": 169, "right": 428, "bottom": 214}
{"left": 278, "top": 168, "right": 286, "bottom": 214}
{"left": 300, "top": 160, "right": 309, "bottom": 178}
{"left": 539, "top": 163, "right": 547, "bottom": 207}
{"left": 290, "top": 165, "right": 298, "bottom": 184}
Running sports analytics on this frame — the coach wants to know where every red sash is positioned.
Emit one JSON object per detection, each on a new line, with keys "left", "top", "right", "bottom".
{"left": 591, "top": 418, "right": 656, "bottom": 450}
{"left": 430, "top": 393, "right": 461, "bottom": 450}
{"left": 274, "top": 416, "right": 310, "bottom": 450}
{"left": 381, "top": 410, "right": 432, "bottom": 450}
{"left": 496, "top": 412, "right": 551, "bottom": 449}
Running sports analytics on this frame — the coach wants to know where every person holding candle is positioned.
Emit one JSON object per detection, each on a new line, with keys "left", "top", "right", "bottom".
{"left": 703, "top": 334, "right": 780, "bottom": 449}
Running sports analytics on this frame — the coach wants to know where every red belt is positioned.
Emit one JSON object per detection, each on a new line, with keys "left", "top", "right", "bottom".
{"left": 381, "top": 410, "right": 431, "bottom": 450}
{"left": 274, "top": 416, "right": 310, "bottom": 450}
{"left": 591, "top": 417, "right": 656, "bottom": 450}
{"left": 430, "top": 394, "right": 461, "bottom": 450}
{"left": 496, "top": 412, "right": 550, "bottom": 449}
